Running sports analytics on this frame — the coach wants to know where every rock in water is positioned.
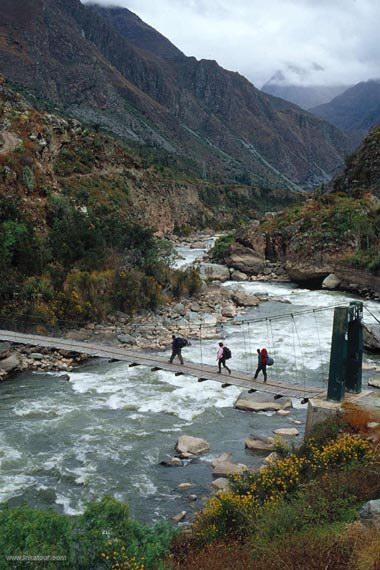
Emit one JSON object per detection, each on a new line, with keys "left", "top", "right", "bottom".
{"left": 231, "top": 290, "right": 260, "bottom": 307}
{"left": 363, "top": 324, "right": 380, "bottom": 353}
{"left": 322, "top": 273, "right": 341, "bottom": 290}
{"left": 231, "top": 270, "right": 249, "bottom": 281}
{"left": 0, "top": 353, "right": 22, "bottom": 374}
{"left": 245, "top": 436, "right": 275, "bottom": 451}
{"left": 368, "top": 377, "right": 380, "bottom": 389}
{"left": 175, "top": 435, "right": 210, "bottom": 456}
{"left": 273, "top": 428, "right": 300, "bottom": 436}
{"left": 211, "top": 478, "right": 230, "bottom": 491}
{"left": 213, "top": 461, "right": 248, "bottom": 477}
{"left": 235, "top": 391, "right": 292, "bottom": 412}
{"left": 172, "top": 511, "right": 187, "bottom": 523}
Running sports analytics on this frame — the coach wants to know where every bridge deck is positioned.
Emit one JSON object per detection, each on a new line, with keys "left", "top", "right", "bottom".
{"left": 0, "top": 330, "right": 325, "bottom": 400}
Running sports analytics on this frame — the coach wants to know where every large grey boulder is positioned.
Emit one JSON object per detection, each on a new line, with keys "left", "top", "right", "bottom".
{"left": 368, "top": 377, "right": 380, "bottom": 389}
{"left": 322, "top": 273, "right": 341, "bottom": 290}
{"left": 231, "top": 270, "right": 249, "bottom": 281}
{"left": 0, "top": 353, "right": 22, "bottom": 374}
{"left": 0, "top": 342, "right": 11, "bottom": 358}
{"left": 231, "top": 289, "right": 260, "bottom": 307}
{"left": 363, "top": 324, "right": 380, "bottom": 353}
{"left": 360, "top": 499, "right": 380, "bottom": 528}
{"left": 199, "top": 263, "right": 230, "bottom": 282}
{"left": 245, "top": 436, "right": 275, "bottom": 451}
{"left": 212, "top": 453, "right": 248, "bottom": 477}
{"left": 225, "top": 244, "right": 265, "bottom": 275}
{"left": 235, "top": 391, "right": 292, "bottom": 412}
{"left": 175, "top": 435, "right": 210, "bottom": 456}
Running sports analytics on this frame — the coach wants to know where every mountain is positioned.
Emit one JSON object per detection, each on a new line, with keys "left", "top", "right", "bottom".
{"left": 262, "top": 72, "right": 348, "bottom": 110}
{"left": 333, "top": 125, "right": 380, "bottom": 197}
{"left": 310, "top": 80, "right": 380, "bottom": 139}
{"left": 0, "top": 0, "right": 352, "bottom": 191}
{"left": 228, "top": 126, "right": 380, "bottom": 292}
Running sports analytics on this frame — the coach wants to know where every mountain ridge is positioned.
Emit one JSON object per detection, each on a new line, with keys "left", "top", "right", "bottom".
{"left": 0, "top": 0, "right": 352, "bottom": 190}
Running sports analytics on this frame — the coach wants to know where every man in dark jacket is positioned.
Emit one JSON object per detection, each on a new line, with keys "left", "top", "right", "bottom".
{"left": 254, "top": 348, "right": 267, "bottom": 382}
{"left": 169, "top": 335, "right": 185, "bottom": 365}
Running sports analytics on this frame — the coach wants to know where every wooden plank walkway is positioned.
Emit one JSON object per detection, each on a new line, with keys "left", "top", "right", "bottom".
{"left": 0, "top": 330, "right": 326, "bottom": 400}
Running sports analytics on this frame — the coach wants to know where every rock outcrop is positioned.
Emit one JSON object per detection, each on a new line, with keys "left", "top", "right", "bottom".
{"left": 235, "top": 392, "right": 292, "bottom": 412}
{"left": 363, "top": 324, "right": 380, "bottom": 353}
{"left": 175, "top": 436, "right": 210, "bottom": 456}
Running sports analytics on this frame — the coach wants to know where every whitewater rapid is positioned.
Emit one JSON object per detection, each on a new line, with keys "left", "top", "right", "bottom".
{"left": 0, "top": 241, "right": 379, "bottom": 522}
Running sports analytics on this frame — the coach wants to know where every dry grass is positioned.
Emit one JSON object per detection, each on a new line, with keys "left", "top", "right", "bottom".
{"left": 171, "top": 525, "right": 380, "bottom": 570}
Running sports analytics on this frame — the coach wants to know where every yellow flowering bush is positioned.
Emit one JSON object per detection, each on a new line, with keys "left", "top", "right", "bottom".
{"left": 101, "top": 540, "right": 145, "bottom": 570}
{"left": 193, "top": 433, "right": 373, "bottom": 541}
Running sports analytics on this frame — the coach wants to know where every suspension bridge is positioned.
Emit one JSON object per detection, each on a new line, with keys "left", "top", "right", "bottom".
{"left": 1, "top": 300, "right": 379, "bottom": 402}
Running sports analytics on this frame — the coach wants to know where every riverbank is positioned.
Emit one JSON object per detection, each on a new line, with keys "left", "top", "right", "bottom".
{"left": 0, "top": 236, "right": 380, "bottom": 525}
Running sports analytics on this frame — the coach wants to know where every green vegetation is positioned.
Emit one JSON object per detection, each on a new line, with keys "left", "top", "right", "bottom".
{"left": 0, "top": 193, "right": 201, "bottom": 325}
{"left": 262, "top": 192, "right": 380, "bottom": 273}
{"left": 0, "top": 497, "right": 175, "bottom": 570}
{"left": 209, "top": 234, "right": 235, "bottom": 263}
{"left": 170, "top": 411, "right": 380, "bottom": 569}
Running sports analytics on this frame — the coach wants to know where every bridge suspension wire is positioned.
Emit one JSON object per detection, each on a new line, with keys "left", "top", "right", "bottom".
{"left": 291, "top": 313, "right": 307, "bottom": 391}
{"left": 364, "top": 305, "right": 380, "bottom": 325}
{"left": 313, "top": 309, "right": 326, "bottom": 384}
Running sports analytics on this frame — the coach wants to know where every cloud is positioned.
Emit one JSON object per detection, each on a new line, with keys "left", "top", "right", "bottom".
{"left": 82, "top": 0, "right": 380, "bottom": 87}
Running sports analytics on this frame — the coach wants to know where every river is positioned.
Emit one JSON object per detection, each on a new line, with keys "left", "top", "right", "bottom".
{"left": 0, "top": 241, "right": 379, "bottom": 523}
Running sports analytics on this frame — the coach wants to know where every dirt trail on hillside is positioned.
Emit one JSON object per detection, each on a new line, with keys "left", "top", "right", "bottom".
{"left": 0, "top": 131, "right": 20, "bottom": 155}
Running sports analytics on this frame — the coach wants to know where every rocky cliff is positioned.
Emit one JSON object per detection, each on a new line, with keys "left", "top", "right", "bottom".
{"left": 222, "top": 127, "right": 380, "bottom": 294}
{"left": 0, "top": 0, "right": 351, "bottom": 190}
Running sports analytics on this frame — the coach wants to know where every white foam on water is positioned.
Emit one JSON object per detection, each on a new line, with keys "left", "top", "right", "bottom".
{"left": 131, "top": 474, "right": 158, "bottom": 497}
{"left": 56, "top": 494, "right": 83, "bottom": 515}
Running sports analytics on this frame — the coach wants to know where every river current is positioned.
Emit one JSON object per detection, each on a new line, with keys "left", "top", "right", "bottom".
{"left": 0, "top": 242, "right": 379, "bottom": 523}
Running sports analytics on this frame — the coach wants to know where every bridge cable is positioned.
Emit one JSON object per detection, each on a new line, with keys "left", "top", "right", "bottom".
{"left": 291, "top": 313, "right": 306, "bottom": 391}
{"left": 313, "top": 309, "right": 326, "bottom": 384}
{"left": 364, "top": 305, "right": 380, "bottom": 325}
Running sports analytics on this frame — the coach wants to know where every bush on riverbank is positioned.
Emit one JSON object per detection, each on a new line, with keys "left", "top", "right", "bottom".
{"left": 0, "top": 497, "right": 175, "bottom": 570}
{"left": 0, "top": 193, "right": 202, "bottom": 325}
{"left": 169, "top": 413, "right": 380, "bottom": 569}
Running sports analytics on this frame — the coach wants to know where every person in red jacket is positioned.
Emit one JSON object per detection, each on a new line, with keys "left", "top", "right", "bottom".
{"left": 254, "top": 348, "right": 268, "bottom": 382}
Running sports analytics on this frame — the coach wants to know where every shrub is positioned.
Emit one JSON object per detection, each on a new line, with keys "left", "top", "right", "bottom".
{"left": 209, "top": 234, "right": 235, "bottom": 263}
{"left": 0, "top": 498, "right": 175, "bottom": 570}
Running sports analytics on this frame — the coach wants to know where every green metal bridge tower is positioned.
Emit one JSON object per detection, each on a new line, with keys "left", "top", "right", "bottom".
{"left": 327, "top": 301, "right": 364, "bottom": 402}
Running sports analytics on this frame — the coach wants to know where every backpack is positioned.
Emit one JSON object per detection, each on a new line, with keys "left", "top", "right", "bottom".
{"left": 267, "top": 356, "right": 274, "bottom": 366}
{"left": 176, "top": 337, "right": 188, "bottom": 349}
{"left": 223, "top": 346, "right": 232, "bottom": 360}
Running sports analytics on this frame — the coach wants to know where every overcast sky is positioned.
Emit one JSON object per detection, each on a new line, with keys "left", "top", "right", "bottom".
{"left": 84, "top": 0, "right": 380, "bottom": 87}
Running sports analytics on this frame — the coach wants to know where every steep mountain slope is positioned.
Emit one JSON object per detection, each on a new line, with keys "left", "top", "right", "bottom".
{"left": 262, "top": 72, "right": 348, "bottom": 110}
{"left": 226, "top": 126, "right": 380, "bottom": 291}
{"left": 311, "top": 80, "right": 380, "bottom": 139}
{"left": 0, "top": 0, "right": 351, "bottom": 191}
{"left": 2, "top": 76, "right": 291, "bottom": 320}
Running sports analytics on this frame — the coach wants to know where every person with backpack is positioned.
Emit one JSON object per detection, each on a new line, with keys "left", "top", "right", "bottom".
{"left": 254, "top": 348, "right": 268, "bottom": 383}
{"left": 169, "top": 334, "right": 187, "bottom": 365}
{"left": 217, "top": 342, "right": 231, "bottom": 375}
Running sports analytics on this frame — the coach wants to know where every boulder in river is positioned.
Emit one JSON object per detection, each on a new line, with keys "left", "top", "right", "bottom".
{"left": 231, "top": 270, "right": 249, "bottom": 281}
{"left": 212, "top": 477, "right": 230, "bottom": 491}
{"left": 363, "top": 324, "right": 380, "bottom": 353}
{"left": 212, "top": 454, "right": 248, "bottom": 477}
{"left": 221, "top": 304, "right": 237, "bottom": 318}
{"left": 172, "top": 511, "right": 187, "bottom": 523}
{"left": 322, "top": 273, "right": 341, "bottom": 290}
{"left": 199, "top": 263, "right": 230, "bottom": 282}
{"left": 175, "top": 435, "right": 210, "bottom": 456}
{"left": 0, "top": 352, "right": 22, "bottom": 374}
{"left": 231, "top": 289, "right": 260, "bottom": 307}
{"left": 245, "top": 436, "right": 275, "bottom": 452}
{"left": 273, "top": 427, "right": 299, "bottom": 436}
{"left": 224, "top": 244, "right": 265, "bottom": 275}
{"left": 235, "top": 391, "right": 292, "bottom": 412}
{"left": 368, "top": 377, "right": 380, "bottom": 389}
{"left": 0, "top": 342, "right": 11, "bottom": 358}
